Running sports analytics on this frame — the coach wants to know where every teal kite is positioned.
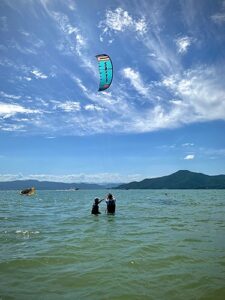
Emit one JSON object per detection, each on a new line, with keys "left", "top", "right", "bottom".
{"left": 96, "top": 54, "right": 113, "bottom": 91}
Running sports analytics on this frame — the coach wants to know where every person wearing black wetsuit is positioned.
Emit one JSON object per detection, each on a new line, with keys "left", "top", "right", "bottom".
{"left": 105, "top": 193, "right": 116, "bottom": 214}
{"left": 91, "top": 198, "right": 103, "bottom": 215}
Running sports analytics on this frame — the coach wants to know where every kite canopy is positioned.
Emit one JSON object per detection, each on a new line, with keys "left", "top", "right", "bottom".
{"left": 96, "top": 54, "right": 113, "bottom": 91}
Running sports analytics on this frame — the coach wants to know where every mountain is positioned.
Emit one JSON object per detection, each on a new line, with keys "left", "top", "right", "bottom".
{"left": 115, "top": 170, "right": 225, "bottom": 189}
{"left": 1, "top": 171, "right": 225, "bottom": 190}
{"left": 0, "top": 180, "right": 111, "bottom": 190}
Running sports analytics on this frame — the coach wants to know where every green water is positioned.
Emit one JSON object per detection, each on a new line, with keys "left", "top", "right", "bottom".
{"left": 0, "top": 190, "right": 225, "bottom": 300}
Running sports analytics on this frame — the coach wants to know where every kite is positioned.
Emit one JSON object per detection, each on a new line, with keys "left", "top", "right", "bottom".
{"left": 96, "top": 54, "right": 113, "bottom": 91}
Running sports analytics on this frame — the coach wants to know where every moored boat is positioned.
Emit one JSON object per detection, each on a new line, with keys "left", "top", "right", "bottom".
{"left": 20, "top": 187, "right": 36, "bottom": 196}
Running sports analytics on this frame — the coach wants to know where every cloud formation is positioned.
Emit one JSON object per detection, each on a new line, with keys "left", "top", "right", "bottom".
{"left": 176, "top": 36, "right": 192, "bottom": 54}
{"left": 122, "top": 67, "right": 150, "bottom": 97}
{"left": 99, "top": 7, "right": 147, "bottom": 40}
{"left": 0, "top": 91, "right": 21, "bottom": 100}
{"left": 211, "top": 1, "right": 225, "bottom": 25}
{"left": 55, "top": 101, "right": 81, "bottom": 112}
{"left": 31, "top": 69, "right": 48, "bottom": 79}
{"left": 184, "top": 154, "right": 195, "bottom": 160}
{"left": 211, "top": 13, "right": 225, "bottom": 24}
{"left": 84, "top": 104, "right": 105, "bottom": 112}
{"left": 0, "top": 0, "right": 224, "bottom": 136}
{"left": 0, "top": 103, "right": 39, "bottom": 118}
{"left": 162, "top": 66, "right": 225, "bottom": 122}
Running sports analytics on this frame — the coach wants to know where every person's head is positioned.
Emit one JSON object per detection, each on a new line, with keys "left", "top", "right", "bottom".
{"left": 107, "top": 193, "right": 113, "bottom": 200}
{"left": 94, "top": 197, "right": 99, "bottom": 204}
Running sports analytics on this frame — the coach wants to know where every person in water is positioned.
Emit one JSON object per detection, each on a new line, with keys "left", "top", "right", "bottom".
{"left": 91, "top": 197, "right": 104, "bottom": 215}
{"left": 105, "top": 193, "right": 116, "bottom": 214}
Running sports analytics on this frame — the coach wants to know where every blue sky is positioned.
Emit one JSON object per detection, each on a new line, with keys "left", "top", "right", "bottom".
{"left": 0, "top": 0, "right": 225, "bottom": 183}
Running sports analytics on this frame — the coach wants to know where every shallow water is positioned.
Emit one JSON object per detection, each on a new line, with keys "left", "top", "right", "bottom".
{"left": 0, "top": 190, "right": 225, "bottom": 299}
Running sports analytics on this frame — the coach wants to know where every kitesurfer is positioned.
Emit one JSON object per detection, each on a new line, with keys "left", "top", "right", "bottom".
{"left": 105, "top": 193, "right": 116, "bottom": 214}
{"left": 91, "top": 197, "right": 104, "bottom": 215}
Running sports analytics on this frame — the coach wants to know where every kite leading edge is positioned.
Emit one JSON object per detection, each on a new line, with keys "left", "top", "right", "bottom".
{"left": 96, "top": 54, "right": 113, "bottom": 91}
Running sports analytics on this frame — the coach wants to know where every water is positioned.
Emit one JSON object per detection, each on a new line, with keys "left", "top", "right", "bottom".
{"left": 0, "top": 190, "right": 225, "bottom": 300}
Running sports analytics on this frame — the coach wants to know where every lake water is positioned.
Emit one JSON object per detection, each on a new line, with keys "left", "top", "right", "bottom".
{"left": 0, "top": 190, "right": 225, "bottom": 300}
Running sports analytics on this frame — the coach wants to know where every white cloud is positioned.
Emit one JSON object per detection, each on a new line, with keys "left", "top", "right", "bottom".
{"left": 211, "top": 0, "right": 225, "bottom": 24}
{"left": 50, "top": 12, "right": 96, "bottom": 74}
{"left": 0, "top": 91, "right": 21, "bottom": 100}
{"left": 126, "top": 104, "right": 181, "bottom": 133}
{"left": 67, "top": 0, "right": 76, "bottom": 11}
{"left": 8, "top": 39, "right": 38, "bottom": 55}
{"left": 103, "top": 8, "right": 133, "bottom": 32}
{"left": 1, "top": 124, "right": 26, "bottom": 132}
{"left": 31, "top": 69, "right": 48, "bottom": 79}
{"left": 2, "top": 65, "right": 224, "bottom": 136}
{"left": 198, "top": 147, "right": 225, "bottom": 157}
{"left": 113, "top": 64, "right": 225, "bottom": 133}
{"left": 13, "top": 117, "right": 30, "bottom": 122}
{"left": 141, "top": 31, "right": 181, "bottom": 76}
{"left": 182, "top": 143, "right": 194, "bottom": 147}
{"left": 162, "top": 66, "right": 225, "bottom": 122}
{"left": 35, "top": 97, "right": 49, "bottom": 107}
{"left": 211, "top": 13, "right": 225, "bottom": 24}
{"left": 135, "top": 18, "right": 147, "bottom": 34}
{"left": 52, "top": 12, "right": 87, "bottom": 57}
{"left": 70, "top": 75, "right": 121, "bottom": 113}
{"left": 75, "top": 33, "right": 86, "bottom": 56}
{"left": 52, "top": 12, "right": 78, "bottom": 35}
{"left": 99, "top": 7, "right": 147, "bottom": 40}
{"left": 176, "top": 36, "right": 192, "bottom": 54}
{"left": 20, "top": 31, "right": 30, "bottom": 37}
{"left": 24, "top": 77, "right": 32, "bottom": 81}
{"left": 0, "top": 103, "right": 39, "bottom": 118}
{"left": 184, "top": 154, "right": 195, "bottom": 160}
{"left": 56, "top": 101, "right": 81, "bottom": 112}
{"left": 122, "top": 67, "right": 150, "bottom": 97}
{"left": 32, "top": 37, "right": 45, "bottom": 49}
{"left": 73, "top": 77, "right": 88, "bottom": 93}
{"left": 84, "top": 104, "right": 105, "bottom": 112}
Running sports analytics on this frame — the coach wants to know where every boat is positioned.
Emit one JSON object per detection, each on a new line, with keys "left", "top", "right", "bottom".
{"left": 20, "top": 187, "right": 36, "bottom": 196}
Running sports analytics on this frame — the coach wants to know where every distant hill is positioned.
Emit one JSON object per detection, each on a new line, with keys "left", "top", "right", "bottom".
{"left": 0, "top": 180, "right": 111, "bottom": 190}
{"left": 115, "top": 170, "right": 225, "bottom": 189}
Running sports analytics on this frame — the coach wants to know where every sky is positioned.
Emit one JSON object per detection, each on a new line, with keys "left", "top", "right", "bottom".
{"left": 0, "top": 0, "right": 225, "bottom": 183}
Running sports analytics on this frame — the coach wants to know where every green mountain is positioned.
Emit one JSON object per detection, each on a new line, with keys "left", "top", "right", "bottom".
{"left": 115, "top": 170, "right": 225, "bottom": 189}
{"left": 0, "top": 180, "right": 107, "bottom": 190}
